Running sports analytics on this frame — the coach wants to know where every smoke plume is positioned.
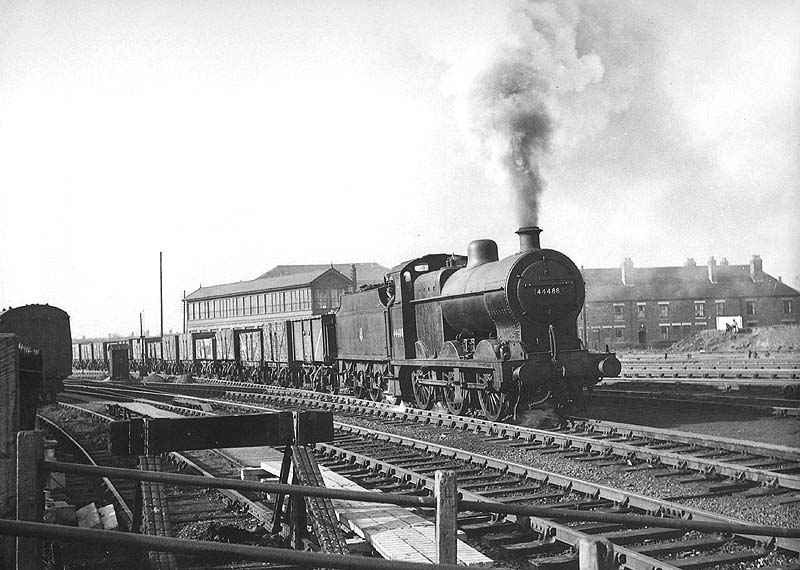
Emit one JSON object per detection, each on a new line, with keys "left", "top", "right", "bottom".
{"left": 459, "top": 0, "right": 610, "bottom": 226}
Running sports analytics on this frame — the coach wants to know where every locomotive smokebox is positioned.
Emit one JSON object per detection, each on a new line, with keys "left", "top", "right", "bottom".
{"left": 516, "top": 226, "right": 542, "bottom": 252}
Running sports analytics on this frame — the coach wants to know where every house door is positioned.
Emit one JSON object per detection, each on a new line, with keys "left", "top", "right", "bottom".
{"left": 638, "top": 328, "right": 647, "bottom": 346}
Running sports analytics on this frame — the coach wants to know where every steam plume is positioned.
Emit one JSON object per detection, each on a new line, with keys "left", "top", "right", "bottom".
{"left": 459, "top": 1, "right": 606, "bottom": 226}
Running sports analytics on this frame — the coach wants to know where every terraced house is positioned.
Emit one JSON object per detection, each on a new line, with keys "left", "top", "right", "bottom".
{"left": 579, "top": 256, "right": 800, "bottom": 350}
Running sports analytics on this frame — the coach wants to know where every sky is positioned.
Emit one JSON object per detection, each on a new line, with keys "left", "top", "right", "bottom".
{"left": 1, "top": 0, "right": 798, "bottom": 339}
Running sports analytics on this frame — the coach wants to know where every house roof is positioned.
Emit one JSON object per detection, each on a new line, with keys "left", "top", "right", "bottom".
{"left": 185, "top": 267, "right": 351, "bottom": 301}
{"left": 258, "top": 263, "right": 389, "bottom": 285}
{"left": 582, "top": 262, "right": 800, "bottom": 302}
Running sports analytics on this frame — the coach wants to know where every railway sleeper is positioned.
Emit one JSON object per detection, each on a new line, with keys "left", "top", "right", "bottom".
{"left": 481, "top": 529, "right": 539, "bottom": 547}
{"left": 526, "top": 552, "right": 582, "bottom": 570}
{"left": 456, "top": 513, "right": 495, "bottom": 526}
{"left": 669, "top": 550, "right": 765, "bottom": 569}
{"left": 460, "top": 478, "right": 526, "bottom": 491}
{"left": 702, "top": 481, "right": 759, "bottom": 494}
{"left": 571, "top": 522, "right": 626, "bottom": 534}
{"left": 460, "top": 520, "right": 518, "bottom": 538}
{"left": 416, "top": 463, "right": 464, "bottom": 474}
{"left": 631, "top": 535, "right": 729, "bottom": 556}
{"left": 602, "top": 526, "right": 686, "bottom": 545}
{"left": 478, "top": 484, "right": 548, "bottom": 497}
{"left": 497, "top": 537, "right": 566, "bottom": 559}
{"left": 496, "top": 491, "right": 569, "bottom": 503}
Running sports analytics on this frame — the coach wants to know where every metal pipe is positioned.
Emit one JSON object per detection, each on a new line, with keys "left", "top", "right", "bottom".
{"left": 42, "top": 460, "right": 800, "bottom": 538}
{"left": 0, "top": 519, "right": 466, "bottom": 570}
{"left": 43, "top": 460, "right": 434, "bottom": 508}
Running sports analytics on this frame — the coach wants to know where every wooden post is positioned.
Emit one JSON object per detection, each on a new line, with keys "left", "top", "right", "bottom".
{"left": 579, "top": 537, "right": 615, "bottom": 570}
{"left": 435, "top": 470, "right": 457, "bottom": 565}
{"left": 1, "top": 334, "right": 20, "bottom": 570}
{"left": 17, "top": 430, "right": 44, "bottom": 570}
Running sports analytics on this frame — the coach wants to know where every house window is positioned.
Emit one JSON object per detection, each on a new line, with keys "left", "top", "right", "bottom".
{"left": 694, "top": 301, "right": 705, "bottom": 318}
{"left": 745, "top": 300, "right": 756, "bottom": 316}
{"left": 716, "top": 300, "right": 725, "bottom": 316}
{"left": 615, "top": 328, "right": 625, "bottom": 341}
{"left": 658, "top": 302, "right": 669, "bottom": 318}
{"left": 636, "top": 304, "right": 646, "bottom": 319}
{"left": 784, "top": 299, "right": 794, "bottom": 315}
{"left": 613, "top": 304, "right": 624, "bottom": 321}
{"left": 660, "top": 325, "right": 669, "bottom": 340}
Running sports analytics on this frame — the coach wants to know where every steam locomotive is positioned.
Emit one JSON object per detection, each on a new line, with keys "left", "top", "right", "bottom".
{"left": 335, "top": 226, "right": 621, "bottom": 420}
{"left": 74, "top": 227, "right": 620, "bottom": 421}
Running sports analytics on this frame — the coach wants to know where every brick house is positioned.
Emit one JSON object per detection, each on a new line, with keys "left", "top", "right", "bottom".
{"left": 579, "top": 256, "right": 800, "bottom": 350}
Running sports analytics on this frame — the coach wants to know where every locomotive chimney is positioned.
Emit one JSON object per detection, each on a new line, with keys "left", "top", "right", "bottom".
{"left": 516, "top": 226, "right": 542, "bottom": 253}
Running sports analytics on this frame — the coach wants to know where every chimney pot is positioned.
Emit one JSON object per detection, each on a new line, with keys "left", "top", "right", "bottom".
{"left": 622, "top": 257, "right": 634, "bottom": 286}
{"left": 750, "top": 254, "right": 764, "bottom": 283}
{"left": 708, "top": 256, "right": 717, "bottom": 283}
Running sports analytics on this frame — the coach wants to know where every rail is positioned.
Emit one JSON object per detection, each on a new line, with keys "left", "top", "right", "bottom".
{"left": 7, "top": 430, "right": 800, "bottom": 570}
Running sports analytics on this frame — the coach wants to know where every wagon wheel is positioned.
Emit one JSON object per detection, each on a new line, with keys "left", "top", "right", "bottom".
{"left": 441, "top": 371, "right": 469, "bottom": 415}
{"left": 312, "top": 367, "right": 328, "bottom": 392}
{"left": 353, "top": 371, "right": 368, "bottom": 400}
{"left": 411, "top": 369, "right": 435, "bottom": 410}
{"left": 300, "top": 367, "right": 314, "bottom": 390}
{"left": 477, "top": 372, "right": 510, "bottom": 421}
{"left": 339, "top": 369, "right": 354, "bottom": 395}
{"left": 369, "top": 371, "right": 385, "bottom": 402}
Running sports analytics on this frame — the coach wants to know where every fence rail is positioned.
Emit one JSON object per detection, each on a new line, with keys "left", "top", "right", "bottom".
{"left": 4, "top": 431, "right": 800, "bottom": 570}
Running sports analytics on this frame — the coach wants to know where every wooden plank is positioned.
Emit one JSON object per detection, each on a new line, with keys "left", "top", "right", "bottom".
{"left": 254, "top": 448, "right": 492, "bottom": 567}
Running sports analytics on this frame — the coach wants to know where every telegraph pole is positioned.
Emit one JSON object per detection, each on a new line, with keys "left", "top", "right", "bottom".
{"left": 160, "top": 252, "right": 164, "bottom": 338}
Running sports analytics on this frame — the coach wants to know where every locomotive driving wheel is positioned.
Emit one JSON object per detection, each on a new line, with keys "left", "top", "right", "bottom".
{"left": 477, "top": 372, "right": 511, "bottom": 422}
{"left": 441, "top": 370, "right": 469, "bottom": 416}
{"left": 411, "top": 369, "right": 435, "bottom": 410}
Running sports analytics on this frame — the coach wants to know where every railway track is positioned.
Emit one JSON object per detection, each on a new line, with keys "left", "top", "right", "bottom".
{"left": 37, "top": 402, "right": 305, "bottom": 570}
{"left": 588, "top": 385, "right": 800, "bottom": 416}
{"left": 36, "top": 405, "right": 140, "bottom": 569}
{"left": 58, "top": 382, "right": 800, "bottom": 570}
{"left": 317, "top": 428, "right": 796, "bottom": 570}
{"left": 107, "top": 378, "right": 800, "bottom": 495}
